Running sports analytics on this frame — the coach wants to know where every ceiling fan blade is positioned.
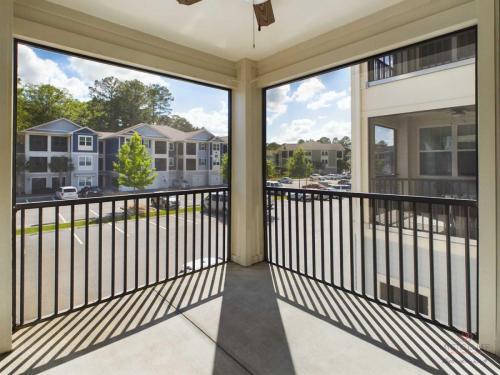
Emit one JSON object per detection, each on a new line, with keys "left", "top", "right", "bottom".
{"left": 177, "top": 0, "right": 202, "bottom": 5}
{"left": 253, "top": 0, "right": 275, "bottom": 30}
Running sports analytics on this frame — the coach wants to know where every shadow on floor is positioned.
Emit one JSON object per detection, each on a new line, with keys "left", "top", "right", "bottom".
{"left": 269, "top": 264, "right": 500, "bottom": 375}
{"left": 212, "top": 262, "right": 296, "bottom": 374}
{"left": 0, "top": 265, "right": 227, "bottom": 374}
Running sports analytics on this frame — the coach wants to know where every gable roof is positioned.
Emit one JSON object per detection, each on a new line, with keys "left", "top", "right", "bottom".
{"left": 108, "top": 123, "right": 218, "bottom": 142}
{"left": 23, "top": 118, "right": 82, "bottom": 134}
{"left": 278, "top": 141, "right": 344, "bottom": 152}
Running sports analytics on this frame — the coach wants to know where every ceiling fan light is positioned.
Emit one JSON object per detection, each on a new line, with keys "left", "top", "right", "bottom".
{"left": 253, "top": 0, "right": 275, "bottom": 30}
{"left": 177, "top": 0, "right": 202, "bottom": 5}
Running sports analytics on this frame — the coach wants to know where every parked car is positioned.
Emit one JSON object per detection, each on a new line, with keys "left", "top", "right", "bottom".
{"left": 203, "top": 192, "right": 229, "bottom": 213}
{"left": 279, "top": 177, "right": 293, "bottom": 184}
{"left": 290, "top": 192, "right": 313, "bottom": 201}
{"left": 55, "top": 186, "right": 79, "bottom": 200}
{"left": 173, "top": 179, "right": 191, "bottom": 189}
{"left": 310, "top": 173, "right": 321, "bottom": 180}
{"left": 78, "top": 186, "right": 103, "bottom": 198}
{"left": 302, "top": 183, "right": 324, "bottom": 190}
{"left": 266, "top": 180, "right": 282, "bottom": 188}
{"left": 151, "top": 196, "right": 178, "bottom": 210}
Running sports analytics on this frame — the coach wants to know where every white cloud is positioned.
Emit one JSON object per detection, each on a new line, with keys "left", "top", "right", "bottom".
{"left": 266, "top": 84, "right": 291, "bottom": 124}
{"left": 68, "top": 57, "right": 169, "bottom": 88}
{"left": 291, "top": 77, "right": 325, "bottom": 102}
{"left": 270, "top": 118, "right": 350, "bottom": 144}
{"left": 337, "top": 95, "right": 351, "bottom": 111}
{"left": 176, "top": 101, "right": 228, "bottom": 136}
{"left": 307, "top": 90, "right": 347, "bottom": 111}
{"left": 18, "top": 44, "right": 89, "bottom": 100}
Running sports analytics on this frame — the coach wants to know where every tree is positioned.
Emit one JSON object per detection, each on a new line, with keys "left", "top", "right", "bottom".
{"left": 49, "top": 157, "right": 74, "bottom": 188}
{"left": 298, "top": 139, "right": 305, "bottom": 144}
{"left": 161, "top": 115, "right": 197, "bottom": 132}
{"left": 15, "top": 154, "right": 29, "bottom": 194}
{"left": 266, "top": 142, "right": 281, "bottom": 151}
{"left": 113, "top": 132, "right": 157, "bottom": 191}
{"left": 317, "top": 137, "right": 331, "bottom": 144}
{"left": 266, "top": 159, "right": 277, "bottom": 179}
{"left": 287, "top": 147, "right": 313, "bottom": 187}
{"left": 221, "top": 153, "right": 229, "bottom": 183}
{"left": 335, "top": 136, "right": 351, "bottom": 173}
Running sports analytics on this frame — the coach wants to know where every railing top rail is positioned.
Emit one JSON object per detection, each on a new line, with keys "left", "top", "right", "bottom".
{"left": 266, "top": 187, "right": 477, "bottom": 207}
{"left": 14, "top": 186, "right": 229, "bottom": 211}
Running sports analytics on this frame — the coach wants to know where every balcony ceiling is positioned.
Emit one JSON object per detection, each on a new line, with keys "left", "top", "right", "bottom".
{"left": 47, "top": 0, "right": 404, "bottom": 61}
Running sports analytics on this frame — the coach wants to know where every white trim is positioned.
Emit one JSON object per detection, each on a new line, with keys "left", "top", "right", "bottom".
{"left": 78, "top": 135, "right": 93, "bottom": 151}
{"left": 78, "top": 155, "right": 92, "bottom": 170}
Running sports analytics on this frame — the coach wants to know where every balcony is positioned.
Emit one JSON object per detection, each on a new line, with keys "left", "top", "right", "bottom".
{"left": 1, "top": 261, "right": 498, "bottom": 374}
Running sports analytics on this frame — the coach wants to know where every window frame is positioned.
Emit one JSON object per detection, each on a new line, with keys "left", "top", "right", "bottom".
{"left": 78, "top": 135, "right": 93, "bottom": 151}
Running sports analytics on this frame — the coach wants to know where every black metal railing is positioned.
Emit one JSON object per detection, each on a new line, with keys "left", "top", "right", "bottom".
{"left": 12, "top": 187, "right": 230, "bottom": 329}
{"left": 264, "top": 187, "right": 478, "bottom": 338}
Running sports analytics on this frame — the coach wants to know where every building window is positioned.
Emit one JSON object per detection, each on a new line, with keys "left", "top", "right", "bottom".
{"left": 186, "top": 159, "right": 196, "bottom": 170}
{"left": 213, "top": 143, "right": 220, "bottom": 151}
{"left": 155, "top": 141, "right": 167, "bottom": 154}
{"left": 321, "top": 151, "right": 328, "bottom": 156}
{"left": 199, "top": 143, "right": 207, "bottom": 151}
{"left": 199, "top": 158, "right": 207, "bottom": 167}
{"left": 282, "top": 151, "right": 288, "bottom": 158}
{"left": 51, "top": 136, "right": 68, "bottom": 152}
{"left": 98, "top": 158, "right": 104, "bottom": 172}
{"left": 186, "top": 143, "right": 197, "bottom": 155}
{"left": 457, "top": 124, "right": 477, "bottom": 177}
{"left": 169, "top": 143, "right": 175, "bottom": 151}
{"left": 321, "top": 159, "right": 328, "bottom": 165}
{"left": 29, "top": 135, "right": 48, "bottom": 152}
{"left": 373, "top": 125, "right": 396, "bottom": 176}
{"left": 177, "top": 143, "right": 184, "bottom": 155}
{"left": 79, "top": 155, "right": 92, "bottom": 169}
{"left": 379, "top": 282, "right": 429, "bottom": 316}
{"left": 169, "top": 157, "right": 176, "bottom": 168}
{"left": 368, "top": 28, "right": 476, "bottom": 82}
{"left": 78, "top": 176, "right": 92, "bottom": 188}
{"left": 419, "top": 126, "right": 452, "bottom": 176}
{"left": 78, "top": 135, "right": 93, "bottom": 150}
{"left": 336, "top": 151, "right": 343, "bottom": 158}
{"left": 155, "top": 158, "right": 167, "bottom": 171}
{"left": 28, "top": 157, "right": 48, "bottom": 172}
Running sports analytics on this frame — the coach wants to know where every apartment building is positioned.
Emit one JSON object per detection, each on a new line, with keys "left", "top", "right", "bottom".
{"left": 353, "top": 28, "right": 477, "bottom": 200}
{"left": 271, "top": 141, "right": 344, "bottom": 174}
{"left": 20, "top": 118, "right": 99, "bottom": 194}
{"left": 19, "top": 119, "right": 227, "bottom": 194}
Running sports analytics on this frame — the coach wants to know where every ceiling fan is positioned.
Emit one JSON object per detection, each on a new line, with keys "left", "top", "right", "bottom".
{"left": 177, "top": 0, "right": 275, "bottom": 31}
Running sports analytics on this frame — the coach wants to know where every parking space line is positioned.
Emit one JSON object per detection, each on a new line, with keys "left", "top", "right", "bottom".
{"left": 150, "top": 221, "right": 166, "bottom": 230}
{"left": 58, "top": 213, "right": 67, "bottom": 224}
{"left": 89, "top": 209, "right": 100, "bottom": 218}
{"left": 108, "top": 222, "right": 129, "bottom": 236}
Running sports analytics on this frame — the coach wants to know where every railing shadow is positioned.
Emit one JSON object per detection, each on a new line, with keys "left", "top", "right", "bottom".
{"left": 0, "top": 264, "right": 227, "bottom": 375}
{"left": 269, "top": 264, "right": 500, "bottom": 375}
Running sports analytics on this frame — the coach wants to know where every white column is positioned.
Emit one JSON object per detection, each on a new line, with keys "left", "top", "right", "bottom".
{"left": 230, "top": 59, "right": 264, "bottom": 266}
{"left": 477, "top": 0, "right": 500, "bottom": 354}
{"left": 0, "top": 0, "right": 13, "bottom": 354}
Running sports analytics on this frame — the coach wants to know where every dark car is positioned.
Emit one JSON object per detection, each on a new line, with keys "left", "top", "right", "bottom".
{"left": 151, "top": 196, "right": 178, "bottom": 210}
{"left": 203, "top": 192, "right": 229, "bottom": 213}
{"left": 78, "top": 186, "right": 103, "bottom": 198}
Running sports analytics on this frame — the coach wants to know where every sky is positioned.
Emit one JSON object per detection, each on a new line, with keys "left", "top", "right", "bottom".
{"left": 266, "top": 67, "right": 352, "bottom": 145}
{"left": 17, "top": 43, "right": 229, "bottom": 136}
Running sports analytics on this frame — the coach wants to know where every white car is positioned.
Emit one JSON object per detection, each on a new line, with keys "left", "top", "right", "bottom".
{"left": 55, "top": 186, "right": 79, "bottom": 200}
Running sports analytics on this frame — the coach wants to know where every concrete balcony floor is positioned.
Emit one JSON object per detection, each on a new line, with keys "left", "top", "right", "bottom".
{"left": 1, "top": 262, "right": 499, "bottom": 375}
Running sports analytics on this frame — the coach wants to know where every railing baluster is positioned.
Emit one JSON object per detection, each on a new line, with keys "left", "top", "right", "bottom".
{"left": 201, "top": 193, "right": 204, "bottom": 265}
{"left": 111, "top": 201, "right": 116, "bottom": 297}
{"left": 465, "top": 205, "right": 471, "bottom": 335}
{"left": 184, "top": 193, "right": 188, "bottom": 272}
{"left": 445, "top": 204, "right": 452, "bottom": 327}
{"left": 54, "top": 206, "right": 59, "bottom": 315}
{"left": 70, "top": 204, "right": 75, "bottom": 309}
{"left": 223, "top": 191, "right": 226, "bottom": 261}
{"left": 274, "top": 190, "right": 278, "bottom": 265}
{"left": 372, "top": 199, "right": 377, "bottom": 300}
{"left": 329, "top": 196, "right": 333, "bottom": 285}
{"left": 398, "top": 201, "right": 404, "bottom": 311}
{"left": 384, "top": 200, "right": 390, "bottom": 306}
{"left": 339, "top": 197, "right": 344, "bottom": 288}
{"left": 135, "top": 198, "right": 139, "bottom": 290}
{"left": 349, "top": 197, "right": 354, "bottom": 291}
{"left": 360, "top": 198, "right": 365, "bottom": 296}
{"left": 413, "top": 202, "right": 419, "bottom": 316}
{"left": 20, "top": 209, "right": 25, "bottom": 326}
{"left": 268, "top": 192, "right": 273, "bottom": 263}
{"left": 124, "top": 199, "right": 128, "bottom": 293}
{"left": 288, "top": 191, "right": 292, "bottom": 270}
{"left": 295, "top": 192, "right": 299, "bottom": 271}
{"left": 98, "top": 202, "right": 103, "bottom": 300}
{"left": 281, "top": 190, "right": 285, "bottom": 268}
{"left": 320, "top": 194, "right": 325, "bottom": 281}
{"left": 146, "top": 198, "right": 150, "bottom": 286}
{"left": 208, "top": 192, "right": 212, "bottom": 267}
{"left": 175, "top": 195, "right": 179, "bottom": 276}
{"left": 429, "top": 203, "right": 435, "bottom": 320}
{"left": 302, "top": 193, "right": 307, "bottom": 275}
{"left": 85, "top": 203, "right": 89, "bottom": 305}
{"left": 216, "top": 191, "right": 219, "bottom": 264}
{"left": 155, "top": 196, "right": 160, "bottom": 282}
{"left": 166, "top": 195, "right": 170, "bottom": 280}
{"left": 193, "top": 193, "right": 197, "bottom": 271}
{"left": 38, "top": 207, "right": 43, "bottom": 320}
{"left": 311, "top": 193, "right": 316, "bottom": 278}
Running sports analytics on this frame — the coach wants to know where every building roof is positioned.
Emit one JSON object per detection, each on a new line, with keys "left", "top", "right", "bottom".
{"left": 22, "top": 118, "right": 82, "bottom": 134}
{"left": 278, "top": 141, "right": 344, "bottom": 152}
